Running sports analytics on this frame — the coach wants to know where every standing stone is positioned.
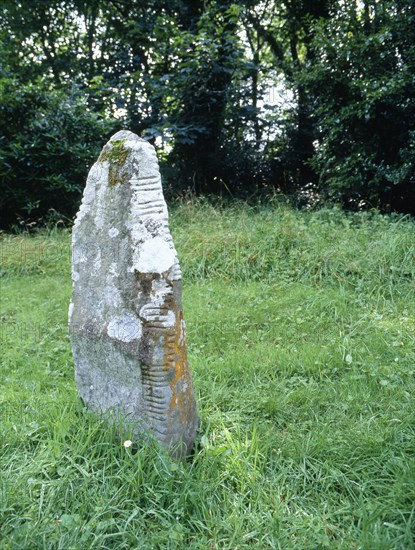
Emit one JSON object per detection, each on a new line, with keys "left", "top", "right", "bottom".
{"left": 69, "top": 130, "right": 198, "bottom": 458}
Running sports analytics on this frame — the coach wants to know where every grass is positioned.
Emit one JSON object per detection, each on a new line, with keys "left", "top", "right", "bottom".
{"left": 1, "top": 200, "right": 414, "bottom": 549}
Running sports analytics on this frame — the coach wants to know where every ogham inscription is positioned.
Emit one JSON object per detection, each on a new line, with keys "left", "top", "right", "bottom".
{"left": 69, "top": 131, "right": 198, "bottom": 458}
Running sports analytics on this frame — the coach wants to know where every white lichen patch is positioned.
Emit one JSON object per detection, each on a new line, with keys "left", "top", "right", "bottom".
{"left": 107, "top": 311, "right": 142, "bottom": 342}
{"left": 164, "top": 310, "right": 176, "bottom": 327}
{"left": 134, "top": 236, "right": 175, "bottom": 274}
{"left": 109, "top": 263, "right": 119, "bottom": 278}
{"left": 68, "top": 302, "right": 74, "bottom": 323}
{"left": 151, "top": 279, "right": 172, "bottom": 306}
{"left": 124, "top": 139, "right": 144, "bottom": 152}
{"left": 108, "top": 227, "right": 119, "bottom": 238}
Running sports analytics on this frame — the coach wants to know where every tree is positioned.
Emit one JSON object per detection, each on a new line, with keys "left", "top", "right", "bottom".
{"left": 165, "top": 2, "right": 243, "bottom": 193}
{"left": 1, "top": 0, "right": 414, "bottom": 228}
{"left": 243, "top": 0, "right": 335, "bottom": 192}
{"left": 308, "top": 0, "right": 415, "bottom": 210}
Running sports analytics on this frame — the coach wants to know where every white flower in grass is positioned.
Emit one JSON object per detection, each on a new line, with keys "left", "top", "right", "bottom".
{"left": 123, "top": 440, "right": 132, "bottom": 449}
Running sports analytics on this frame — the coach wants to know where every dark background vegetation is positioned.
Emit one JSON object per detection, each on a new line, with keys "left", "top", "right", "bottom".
{"left": 0, "top": 0, "right": 414, "bottom": 228}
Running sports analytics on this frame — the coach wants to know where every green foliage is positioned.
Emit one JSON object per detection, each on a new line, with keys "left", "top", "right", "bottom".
{"left": 1, "top": 0, "right": 415, "bottom": 223}
{"left": 0, "top": 78, "right": 115, "bottom": 228}
{"left": 143, "top": 2, "right": 256, "bottom": 194}
{"left": 308, "top": 1, "right": 415, "bottom": 208}
{"left": 1, "top": 204, "right": 414, "bottom": 547}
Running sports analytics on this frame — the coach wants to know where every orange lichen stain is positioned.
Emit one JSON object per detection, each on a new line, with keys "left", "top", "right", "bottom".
{"left": 164, "top": 308, "right": 193, "bottom": 423}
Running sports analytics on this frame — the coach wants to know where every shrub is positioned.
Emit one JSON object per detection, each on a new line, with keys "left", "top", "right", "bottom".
{"left": 0, "top": 78, "right": 116, "bottom": 229}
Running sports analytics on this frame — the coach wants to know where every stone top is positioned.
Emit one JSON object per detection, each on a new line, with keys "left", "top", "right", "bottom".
{"left": 110, "top": 130, "right": 147, "bottom": 143}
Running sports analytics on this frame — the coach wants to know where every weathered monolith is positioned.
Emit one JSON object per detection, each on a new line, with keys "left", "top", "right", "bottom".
{"left": 69, "top": 130, "right": 198, "bottom": 457}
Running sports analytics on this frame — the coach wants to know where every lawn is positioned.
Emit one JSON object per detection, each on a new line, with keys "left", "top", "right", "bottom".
{"left": 1, "top": 202, "right": 414, "bottom": 549}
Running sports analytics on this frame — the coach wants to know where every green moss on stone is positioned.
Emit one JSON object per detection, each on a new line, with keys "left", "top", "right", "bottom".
{"left": 98, "top": 139, "right": 129, "bottom": 186}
